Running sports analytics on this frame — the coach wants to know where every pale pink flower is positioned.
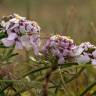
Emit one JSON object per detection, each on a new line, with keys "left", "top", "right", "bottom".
{"left": 73, "top": 47, "right": 84, "bottom": 56}
{"left": 92, "top": 50, "right": 96, "bottom": 59}
{"left": 1, "top": 38, "right": 14, "bottom": 47}
{"left": 42, "top": 40, "right": 50, "bottom": 53}
{"left": 58, "top": 57, "right": 65, "bottom": 64}
{"left": 42, "top": 35, "right": 75, "bottom": 64}
{"left": 75, "top": 54, "right": 90, "bottom": 64}
{"left": 7, "top": 33, "right": 17, "bottom": 40}
{"left": 0, "top": 14, "right": 41, "bottom": 55}
{"left": 20, "top": 35, "right": 32, "bottom": 50}
{"left": 29, "top": 35, "right": 40, "bottom": 55}
{"left": 15, "top": 41, "right": 23, "bottom": 49}
{"left": 91, "top": 59, "right": 96, "bottom": 66}
{"left": 79, "top": 42, "right": 96, "bottom": 51}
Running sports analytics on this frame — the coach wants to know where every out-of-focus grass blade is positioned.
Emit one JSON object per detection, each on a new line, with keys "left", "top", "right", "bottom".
{"left": 6, "top": 53, "right": 18, "bottom": 59}
{"left": 6, "top": 44, "right": 15, "bottom": 55}
{"left": 21, "top": 66, "right": 50, "bottom": 78}
{"left": 65, "top": 67, "right": 85, "bottom": 83}
{"left": 14, "top": 81, "right": 42, "bottom": 96}
{"left": 59, "top": 63, "right": 77, "bottom": 68}
{"left": 0, "top": 91, "right": 5, "bottom": 96}
{"left": 80, "top": 81, "right": 96, "bottom": 96}
{"left": 0, "top": 32, "right": 7, "bottom": 39}
{"left": 0, "top": 80, "right": 19, "bottom": 83}
{"left": 3, "top": 44, "right": 18, "bottom": 60}
{"left": 0, "top": 44, "right": 8, "bottom": 48}
{"left": 22, "top": 63, "right": 78, "bottom": 79}
{"left": 29, "top": 56, "right": 51, "bottom": 64}
{"left": 91, "top": 91, "right": 96, "bottom": 96}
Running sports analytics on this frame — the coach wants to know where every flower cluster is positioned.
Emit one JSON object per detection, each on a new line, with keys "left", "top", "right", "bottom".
{"left": 0, "top": 14, "right": 41, "bottom": 55}
{"left": 42, "top": 36, "right": 96, "bottom": 65}
{"left": 42, "top": 35, "right": 75, "bottom": 64}
{"left": 1, "top": 14, "right": 96, "bottom": 66}
{"left": 73, "top": 42, "right": 96, "bottom": 65}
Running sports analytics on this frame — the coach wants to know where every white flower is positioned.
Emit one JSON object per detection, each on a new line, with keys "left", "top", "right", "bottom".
{"left": 19, "top": 25, "right": 26, "bottom": 33}
{"left": 30, "top": 34, "right": 40, "bottom": 46}
{"left": 1, "top": 21, "right": 6, "bottom": 27}
{"left": 92, "top": 50, "right": 96, "bottom": 59}
{"left": 63, "top": 49, "right": 70, "bottom": 56}
{"left": 9, "top": 18, "right": 19, "bottom": 23}
{"left": 80, "top": 42, "right": 96, "bottom": 51}
{"left": 1, "top": 38, "right": 14, "bottom": 47}
{"left": 50, "top": 40, "right": 57, "bottom": 47}
{"left": 5, "top": 22, "right": 11, "bottom": 30}
{"left": 58, "top": 57, "right": 65, "bottom": 64}
{"left": 76, "top": 54, "right": 90, "bottom": 64}
{"left": 42, "top": 40, "right": 50, "bottom": 53}
{"left": 51, "top": 48, "right": 62, "bottom": 57}
{"left": 13, "top": 13, "right": 26, "bottom": 20}
{"left": 7, "top": 33, "right": 17, "bottom": 40}
{"left": 42, "top": 35, "right": 75, "bottom": 63}
{"left": 1, "top": 14, "right": 41, "bottom": 56}
{"left": 73, "top": 47, "right": 84, "bottom": 56}
{"left": 20, "top": 35, "right": 32, "bottom": 50}
{"left": 91, "top": 59, "right": 96, "bottom": 66}
{"left": 15, "top": 41, "right": 23, "bottom": 49}
{"left": 29, "top": 36, "right": 39, "bottom": 56}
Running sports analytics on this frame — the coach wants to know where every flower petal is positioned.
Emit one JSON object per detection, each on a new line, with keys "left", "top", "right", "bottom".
{"left": 1, "top": 38, "right": 14, "bottom": 47}
{"left": 20, "top": 35, "right": 32, "bottom": 50}
{"left": 76, "top": 54, "right": 90, "bottom": 64}
{"left": 92, "top": 50, "right": 96, "bottom": 59}
{"left": 30, "top": 40, "right": 39, "bottom": 55}
{"left": 74, "top": 47, "right": 84, "bottom": 56}
{"left": 15, "top": 41, "right": 23, "bottom": 49}
{"left": 58, "top": 57, "right": 65, "bottom": 64}
{"left": 7, "top": 33, "right": 17, "bottom": 40}
{"left": 91, "top": 59, "right": 96, "bottom": 66}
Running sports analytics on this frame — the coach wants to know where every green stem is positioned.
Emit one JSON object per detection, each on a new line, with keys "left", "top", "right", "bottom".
{"left": 75, "top": 66, "right": 79, "bottom": 96}
{"left": 42, "top": 64, "right": 57, "bottom": 96}
{"left": 58, "top": 67, "right": 71, "bottom": 96}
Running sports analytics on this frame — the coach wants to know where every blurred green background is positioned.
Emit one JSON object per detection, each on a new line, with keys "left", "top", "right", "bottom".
{"left": 0, "top": 0, "right": 96, "bottom": 44}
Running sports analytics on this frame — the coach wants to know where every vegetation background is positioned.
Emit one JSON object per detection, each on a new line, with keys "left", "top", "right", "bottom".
{"left": 0, "top": 0, "right": 96, "bottom": 96}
